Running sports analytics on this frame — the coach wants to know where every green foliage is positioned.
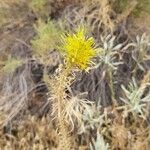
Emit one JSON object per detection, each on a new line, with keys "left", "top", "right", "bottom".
{"left": 29, "top": 0, "right": 51, "bottom": 18}
{"left": 31, "top": 19, "right": 62, "bottom": 57}
{"left": 132, "top": 0, "right": 150, "bottom": 17}
{"left": 113, "top": 0, "right": 129, "bottom": 13}
{"left": 29, "top": 0, "right": 46, "bottom": 13}
{"left": 113, "top": 0, "right": 150, "bottom": 17}
{"left": 0, "top": 56, "right": 23, "bottom": 74}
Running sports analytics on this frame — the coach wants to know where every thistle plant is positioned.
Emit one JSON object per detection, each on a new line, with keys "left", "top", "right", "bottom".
{"left": 47, "top": 26, "right": 97, "bottom": 149}
{"left": 121, "top": 78, "right": 150, "bottom": 118}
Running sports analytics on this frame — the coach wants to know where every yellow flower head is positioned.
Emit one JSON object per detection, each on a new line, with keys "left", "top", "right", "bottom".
{"left": 61, "top": 27, "right": 96, "bottom": 70}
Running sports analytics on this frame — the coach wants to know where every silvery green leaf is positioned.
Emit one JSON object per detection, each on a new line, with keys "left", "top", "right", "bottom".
{"left": 104, "top": 42, "right": 108, "bottom": 50}
{"left": 141, "top": 33, "right": 146, "bottom": 42}
{"left": 113, "top": 61, "right": 123, "bottom": 65}
{"left": 141, "top": 93, "right": 150, "bottom": 102}
{"left": 121, "top": 78, "right": 150, "bottom": 116}
{"left": 106, "top": 34, "right": 111, "bottom": 41}
{"left": 137, "top": 63, "right": 145, "bottom": 71}
{"left": 121, "top": 85, "right": 130, "bottom": 95}
{"left": 112, "top": 44, "right": 122, "bottom": 51}
{"left": 109, "top": 36, "right": 115, "bottom": 49}
{"left": 90, "top": 132, "right": 109, "bottom": 150}
{"left": 136, "top": 35, "right": 140, "bottom": 44}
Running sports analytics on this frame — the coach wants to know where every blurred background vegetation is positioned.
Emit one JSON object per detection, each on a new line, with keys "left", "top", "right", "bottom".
{"left": 0, "top": 0, "right": 150, "bottom": 150}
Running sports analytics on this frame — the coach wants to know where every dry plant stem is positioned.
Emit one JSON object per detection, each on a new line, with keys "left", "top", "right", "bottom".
{"left": 56, "top": 65, "right": 70, "bottom": 118}
{"left": 55, "top": 65, "right": 73, "bottom": 150}
{"left": 58, "top": 117, "right": 72, "bottom": 150}
{"left": 107, "top": 69, "right": 116, "bottom": 107}
{"left": 100, "top": 0, "right": 115, "bottom": 32}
